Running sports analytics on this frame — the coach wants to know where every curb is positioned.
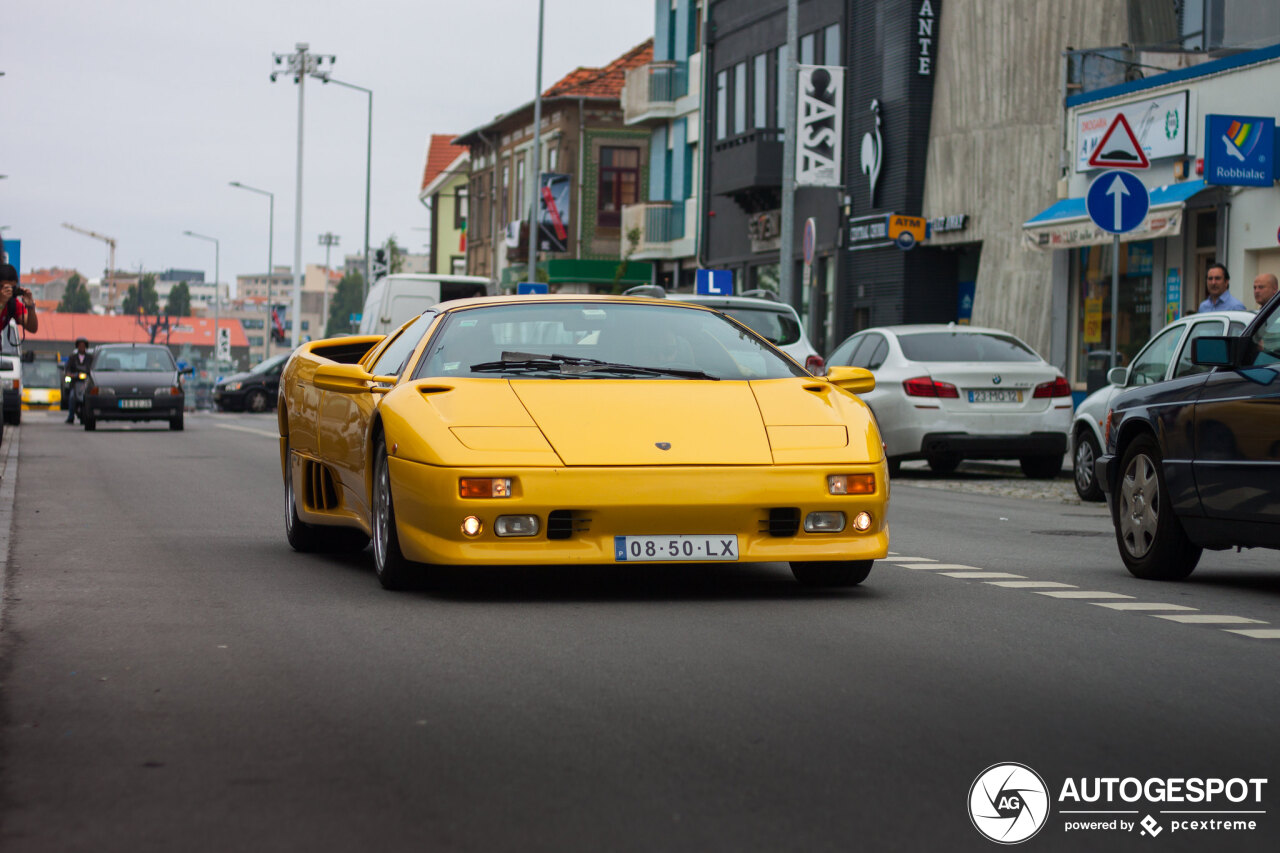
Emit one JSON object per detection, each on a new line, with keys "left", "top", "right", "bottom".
{"left": 0, "top": 424, "right": 19, "bottom": 634}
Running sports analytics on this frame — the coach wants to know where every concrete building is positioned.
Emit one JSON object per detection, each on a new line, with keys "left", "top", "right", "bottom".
{"left": 621, "top": 0, "right": 704, "bottom": 289}
{"left": 419, "top": 135, "right": 471, "bottom": 276}
{"left": 456, "top": 40, "right": 656, "bottom": 291}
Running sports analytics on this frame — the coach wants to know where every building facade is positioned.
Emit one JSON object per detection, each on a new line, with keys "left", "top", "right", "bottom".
{"left": 419, "top": 135, "right": 471, "bottom": 276}
{"left": 456, "top": 41, "right": 656, "bottom": 291}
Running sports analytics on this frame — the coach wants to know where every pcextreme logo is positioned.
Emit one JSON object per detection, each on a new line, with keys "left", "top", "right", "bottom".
{"left": 969, "top": 764, "right": 1269, "bottom": 844}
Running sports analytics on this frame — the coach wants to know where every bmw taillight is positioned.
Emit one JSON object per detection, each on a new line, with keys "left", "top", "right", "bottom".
{"left": 902, "top": 376, "right": 959, "bottom": 398}
{"left": 1033, "top": 377, "right": 1072, "bottom": 398}
{"left": 805, "top": 354, "right": 825, "bottom": 374}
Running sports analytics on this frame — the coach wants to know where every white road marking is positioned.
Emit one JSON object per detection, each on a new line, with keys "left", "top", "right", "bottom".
{"left": 896, "top": 563, "right": 984, "bottom": 570}
{"left": 1033, "top": 590, "right": 1135, "bottom": 599}
{"left": 217, "top": 423, "right": 279, "bottom": 438}
{"left": 1222, "top": 629, "right": 1280, "bottom": 639}
{"left": 986, "top": 581, "right": 1078, "bottom": 589}
{"left": 939, "top": 571, "right": 1027, "bottom": 579}
{"left": 1092, "top": 602, "right": 1198, "bottom": 611}
{"left": 1152, "top": 614, "right": 1266, "bottom": 625}
{"left": 884, "top": 556, "right": 936, "bottom": 562}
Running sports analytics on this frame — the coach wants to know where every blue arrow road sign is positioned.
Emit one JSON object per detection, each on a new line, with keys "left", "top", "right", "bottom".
{"left": 517, "top": 282, "right": 549, "bottom": 295}
{"left": 1086, "top": 170, "right": 1149, "bottom": 234}
{"left": 696, "top": 269, "right": 733, "bottom": 295}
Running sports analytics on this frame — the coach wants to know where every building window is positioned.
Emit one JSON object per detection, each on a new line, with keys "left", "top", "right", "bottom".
{"left": 800, "top": 32, "right": 815, "bottom": 66}
{"left": 501, "top": 162, "right": 510, "bottom": 226}
{"left": 597, "top": 146, "right": 640, "bottom": 228}
{"left": 733, "top": 61, "right": 747, "bottom": 135}
{"left": 248, "top": 335, "right": 264, "bottom": 347}
{"left": 548, "top": 146, "right": 558, "bottom": 173}
{"left": 454, "top": 188, "right": 468, "bottom": 230}
{"left": 775, "top": 45, "right": 788, "bottom": 128}
{"left": 716, "top": 70, "right": 728, "bottom": 140}
{"left": 242, "top": 318, "right": 265, "bottom": 330}
{"left": 515, "top": 157, "right": 526, "bottom": 221}
{"left": 823, "top": 23, "right": 840, "bottom": 65}
{"left": 753, "top": 53, "right": 767, "bottom": 128}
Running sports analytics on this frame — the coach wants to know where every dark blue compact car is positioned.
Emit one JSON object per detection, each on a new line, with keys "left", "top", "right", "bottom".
{"left": 1095, "top": 295, "right": 1280, "bottom": 579}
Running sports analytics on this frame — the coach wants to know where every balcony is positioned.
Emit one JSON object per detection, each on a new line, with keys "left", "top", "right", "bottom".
{"left": 709, "top": 129, "right": 783, "bottom": 208}
{"left": 623, "top": 60, "right": 688, "bottom": 124}
{"left": 621, "top": 200, "right": 694, "bottom": 260}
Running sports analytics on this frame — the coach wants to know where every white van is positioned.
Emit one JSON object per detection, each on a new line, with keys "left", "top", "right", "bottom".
{"left": 357, "top": 273, "right": 491, "bottom": 336}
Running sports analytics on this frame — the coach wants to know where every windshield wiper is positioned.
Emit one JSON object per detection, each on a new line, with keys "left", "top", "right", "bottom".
{"left": 467, "top": 351, "right": 718, "bottom": 380}
{"left": 564, "top": 363, "right": 720, "bottom": 380}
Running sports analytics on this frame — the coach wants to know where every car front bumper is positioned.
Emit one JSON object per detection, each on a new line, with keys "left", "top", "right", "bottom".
{"left": 86, "top": 396, "right": 185, "bottom": 421}
{"left": 383, "top": 459, "right": 891, "bottom": 567}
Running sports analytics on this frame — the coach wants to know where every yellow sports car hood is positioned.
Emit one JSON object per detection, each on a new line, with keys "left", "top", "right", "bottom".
{"left": 391, "top": 377, "right": 882, "bottom": 467}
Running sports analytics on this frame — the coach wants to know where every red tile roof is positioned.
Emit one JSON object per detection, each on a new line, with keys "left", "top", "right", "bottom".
{"left": 22, "top": 268, "right": 82, "bottom": 286}
{"left": 542, "top": 39, "right": 653, "bottom": 99}
{"left": 26, "top": 313, "right": 250, "bottom": 348}
{"left": 420, "top": 134, "right": 469, "bottom": 193}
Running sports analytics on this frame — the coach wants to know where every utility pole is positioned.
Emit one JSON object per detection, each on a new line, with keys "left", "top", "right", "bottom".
{"left": 779, "top": 0, "right": 799, "bottom": 307}
{"left": 272, "top": 43, "right": 335, "bottom": 347}
{"left": 318, "top": 232, "right": 339, "bottom": 336}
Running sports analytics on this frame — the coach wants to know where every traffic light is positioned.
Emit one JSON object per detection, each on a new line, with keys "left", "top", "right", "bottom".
{"left": 371, "top": 248, "right": 389, "bottom": 281}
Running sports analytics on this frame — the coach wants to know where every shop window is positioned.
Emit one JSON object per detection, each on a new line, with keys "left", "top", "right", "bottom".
{"left": 1074, "top": 241, "right": 1153, "bottom": 390}
{"left": 597, "top": 147, "right": 640, "bottom": 228}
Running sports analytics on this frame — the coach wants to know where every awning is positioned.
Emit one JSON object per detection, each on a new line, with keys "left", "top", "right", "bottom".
{"left": 1022, "top": 179, "right": 1211, "bottom": 251}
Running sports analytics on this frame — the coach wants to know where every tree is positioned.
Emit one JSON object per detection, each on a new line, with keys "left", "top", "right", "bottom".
{"left": 326, "top": 272, "right": 366, "bottom": 336}
{"left": 386, "top": 235, "right": 405, "bottom": 274}
{"left": 59, "top": 273, "right": 92, "bottom": 313}
{"left": 166, "top": 281, "right": 192, "bottom": 317}
{"left": 122, "top": 274, "right": 160, "bottom": 315}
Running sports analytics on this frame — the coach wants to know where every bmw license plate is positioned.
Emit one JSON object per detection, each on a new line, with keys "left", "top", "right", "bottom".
{"left": 118, "top": 399, "right": 152, "bottom": 409}
{"left": 614, "top": 535, "right": 739, "bottom": 562}
{"left": 968, "top": 389, "right": 1021, "bottom": 403}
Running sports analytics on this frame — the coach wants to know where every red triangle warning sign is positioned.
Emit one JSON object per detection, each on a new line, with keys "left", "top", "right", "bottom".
{"left": 1088, "top": 113, "right": 1151, "bottom": 169}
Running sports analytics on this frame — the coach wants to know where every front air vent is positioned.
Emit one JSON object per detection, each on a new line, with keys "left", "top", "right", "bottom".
{"left": 763, "top": 507, "right": 800, "bottom": 537}
{"left": 303, "top": 460, "right": 341, "bottom": 512}
{"left": 547, "top": 510, "right": 591, "bottom": 540}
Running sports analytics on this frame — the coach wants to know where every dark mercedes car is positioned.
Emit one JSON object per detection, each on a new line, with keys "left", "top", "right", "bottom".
{"left": 1095, "top": 296, "right": 1280, "bottom": 579}
{"left": 83, "top": 344, "right": 190, "bottom": 431}
{"left": 214, "top": 352, "right": 289, "bottom": 412}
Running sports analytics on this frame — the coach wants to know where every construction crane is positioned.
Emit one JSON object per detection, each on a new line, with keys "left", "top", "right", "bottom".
{"left": 62, "top": 223, "right": 120, "bottom": 308}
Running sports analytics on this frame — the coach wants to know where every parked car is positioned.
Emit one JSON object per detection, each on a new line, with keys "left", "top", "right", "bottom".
{"left": 20, "top": 356, "right": 63, "bottom": 412}
{"left": 214, "top": 351, "right": 291, "bottom": 412}
{"left": 1095, "top": 298, "right": 1280, "bottom": 580}
{"left": 82, "top": 343, "right": 191, "bottom": 431}
{"left": 281, "top": 294, "right": 888, "bottom": 590}
{"left": 1071, "top": 310, "right": 1254, "bottom": 501}
{"left": 0, "top": 353, "right": 21, "bottom": 425}
{"left": 825, "top": 324, "right": 1073, "bottom": 477}
{"left": 633, "top": 287, "right": 824, "bottom": 373}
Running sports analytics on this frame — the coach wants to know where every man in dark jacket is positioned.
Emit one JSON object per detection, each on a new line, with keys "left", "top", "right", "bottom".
{"left": 64, "top": 338, "right": 91, "bottom": 423}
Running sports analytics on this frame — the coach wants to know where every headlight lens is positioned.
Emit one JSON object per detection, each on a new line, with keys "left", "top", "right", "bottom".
{"left": 459, "top": 478, "right": 513, "bottom": 498}
{"left": 828, "top": 474, "right": 875, "bottom": 495}
{"left": 224, "top": 381, "right": 242, "bottom": 391}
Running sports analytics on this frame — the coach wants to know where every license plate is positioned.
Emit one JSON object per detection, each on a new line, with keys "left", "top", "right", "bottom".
{"left": 968, "top": 389, "right": 1022, "bottom": 403}
{"left": 614, "top": 535, "right": 739, "bottom": 562}
{"left": 118, "top": 399, "right": 152, "bottom": 409}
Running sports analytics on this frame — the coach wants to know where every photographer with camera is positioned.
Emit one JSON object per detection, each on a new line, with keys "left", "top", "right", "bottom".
{"left": 0, "top": 263, "right": 38, "bottom": 335}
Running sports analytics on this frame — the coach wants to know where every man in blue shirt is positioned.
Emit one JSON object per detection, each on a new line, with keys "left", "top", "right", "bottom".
{"left": 1198, "top": 263, "right": 1247, "bottom": 312}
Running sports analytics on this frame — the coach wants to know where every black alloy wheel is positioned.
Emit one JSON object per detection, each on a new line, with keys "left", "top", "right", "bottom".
{"left": 372, "top": 437, "right": 416, "bottom": 590}
{"left": 1114, "top": 434, "right": 1201, "bottom": 580}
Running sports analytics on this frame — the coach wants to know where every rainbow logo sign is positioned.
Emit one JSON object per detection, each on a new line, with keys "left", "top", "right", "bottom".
{"left": 1205, "top": 114, "right": 1275, "bottom": 187}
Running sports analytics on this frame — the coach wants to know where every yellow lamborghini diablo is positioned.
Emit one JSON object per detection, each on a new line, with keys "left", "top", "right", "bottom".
{"left": 279, "top": 295, "right": 889, "bottom": 590}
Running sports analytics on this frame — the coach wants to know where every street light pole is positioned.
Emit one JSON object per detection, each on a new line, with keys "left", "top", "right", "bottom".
{"left": 314, "top": 75, "right": 373, "bottom": 301}
{"left": 318, "top": 232, "right": 339, "bottom": 336}
{"left": 229, "top": 181, "right": 274, "bottom": 360}
{"left": 526, "top": 0, "right": 546, "bottom": 285}
{"left": 182, "top": 230, "right": 220, "bottom": 366}
{"left": 272, "top": 43, "right": 335, "bottom": 348}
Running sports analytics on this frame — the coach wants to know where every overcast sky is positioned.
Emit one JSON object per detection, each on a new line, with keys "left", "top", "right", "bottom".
{"left": 5, "top": 0, "right": 654, "bottom": 295}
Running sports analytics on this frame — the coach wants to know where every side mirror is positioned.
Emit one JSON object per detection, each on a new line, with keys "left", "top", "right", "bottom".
{"left": 21, "top": 350, "right": 35, "bottom": 363}
{"left": 1106, "top": 366, "right": 1129, "bottom": 386}
{"left": 180, "top": 366, "right": 195, "bottom": 376}
{"left": 1191, "top": 336, "right": 1236, "bottom": 367}
{"left": 826, "top": 365, "right": 876, "bottom": 395}
{"left": 313, "top": 362, "right": 397, "bottom": 394}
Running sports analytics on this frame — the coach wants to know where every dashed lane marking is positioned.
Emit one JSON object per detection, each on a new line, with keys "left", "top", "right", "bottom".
{"left": 1033, "top": 590, "right": 1135, "bottom": 599}
{"left": 1092, "top": 602, "right": 1198, "bottom": 611}
{"left": 938, "top": 572, "right": 1027, "bottom": 579}
{"left": 1152, "top": 614, "right": 1266, "bottom": 625}
{"left": 893, "top": 563, "right": 984, "bottom": 571}
{"left": 986, "top": 581, "right": 1078, "bottom": 589}
{"left": 1223, "top": 629, "right": 1280, "bottom": 639}
{"left": 884, "top": 556, "right": 936, "bottom": 562}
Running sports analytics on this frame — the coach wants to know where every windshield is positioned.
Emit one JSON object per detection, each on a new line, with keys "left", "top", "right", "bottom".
{"left": 24, "top": 361, "right": 63, "bottom": 386}
{"left": 414, "top": 302, "right": 806, "bottom": 381}
{"left": 94, "top": 347, "right": 176, "bottom": 372}
{"left": 716, "top": 306, "right": 802, "bottom": 346}
{"left": 898, "top": 331, "right": 1042, "bottom": 363}
{"left": 249, "top": 354, "right": 289, "bottom": 375}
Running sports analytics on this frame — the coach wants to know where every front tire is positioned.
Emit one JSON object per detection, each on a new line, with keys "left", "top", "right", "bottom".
{"left": 1019, "top": 453, "right": 1061, "bottom": 480}
{"left": 790, "top": 560, "right": 873, "bottom": 587}
{"left": 170, "top": 411, "right": 184, "bottom": 431}
{"left": 1073, "top": 431, "right": 1104, "bottom": 501}
{"left": 372, "top": 438, "right": 416, "bottom": 590}
{"left": 1114, "top": 434, "right": 1201, "bottom": 580}
{"left": 926, "top": 453, "right": 961, "bottom": 474}
{"left": 245, "top": 389, "right": 269, "bottom": 413}
{"left": 83, "top": 410, "right": 96, "bottom": 431}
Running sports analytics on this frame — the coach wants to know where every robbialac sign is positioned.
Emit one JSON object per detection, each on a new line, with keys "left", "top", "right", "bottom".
{"left": 1204, "top": 114, "right": 1276, "bottom": 187}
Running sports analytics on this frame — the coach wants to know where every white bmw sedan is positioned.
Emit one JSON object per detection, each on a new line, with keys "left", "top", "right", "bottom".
{"left": 826, "top": 324, "right": 1073, "bottom": 477}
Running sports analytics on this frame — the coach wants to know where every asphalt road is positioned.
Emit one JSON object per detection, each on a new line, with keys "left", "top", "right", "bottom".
{"left": 1, "top": 411, "right": 1278, "bottom": 852}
